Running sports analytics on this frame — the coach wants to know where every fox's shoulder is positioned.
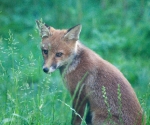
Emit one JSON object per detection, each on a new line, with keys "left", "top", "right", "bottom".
{"left": 77, "top": 43, "right": 104, "bottom": 66}
{"left": 76, "top": 42, "right": 123, "bottom": 75}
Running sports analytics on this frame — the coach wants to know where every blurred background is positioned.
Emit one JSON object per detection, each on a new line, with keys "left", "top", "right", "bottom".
{"left": 0, "top": 0, "right": 150, "bottom": 124}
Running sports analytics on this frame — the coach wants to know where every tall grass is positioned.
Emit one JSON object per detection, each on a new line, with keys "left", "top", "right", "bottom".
{"left": 0, "top": 31, "right": 72, "bottom": 124}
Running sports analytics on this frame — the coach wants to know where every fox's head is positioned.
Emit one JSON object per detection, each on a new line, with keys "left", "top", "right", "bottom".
{"left": 36, "top": 20, "right": 82, "bottom": 73}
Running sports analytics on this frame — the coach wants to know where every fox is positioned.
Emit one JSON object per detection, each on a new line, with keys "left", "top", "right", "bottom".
{"left": 36, "top": 20, "right": 144, "bottom": 125}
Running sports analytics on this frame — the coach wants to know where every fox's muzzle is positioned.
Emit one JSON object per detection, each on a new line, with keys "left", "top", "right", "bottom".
{"left": 43, "top": 64, "right": 57, "bottom": 73}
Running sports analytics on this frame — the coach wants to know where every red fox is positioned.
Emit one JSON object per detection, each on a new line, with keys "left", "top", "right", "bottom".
{"left": 36, "top": 20, "right": 144, "bottom": 125}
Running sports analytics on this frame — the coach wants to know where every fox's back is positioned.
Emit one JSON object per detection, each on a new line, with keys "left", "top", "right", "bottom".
{"left": 63, "top": 44, "right": 143, "bottom": 125}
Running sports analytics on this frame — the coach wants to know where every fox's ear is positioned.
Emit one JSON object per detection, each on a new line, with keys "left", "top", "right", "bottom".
{"left": 64, "top": 25, "right": 82, "bottom": 40}
{"left": 36, "top": 20, "right": 50, "bottom": 38}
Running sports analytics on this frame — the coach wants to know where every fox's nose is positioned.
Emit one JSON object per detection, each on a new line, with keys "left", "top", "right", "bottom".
{"left": 43, "top": 67, "right": 49, "bottom": 73}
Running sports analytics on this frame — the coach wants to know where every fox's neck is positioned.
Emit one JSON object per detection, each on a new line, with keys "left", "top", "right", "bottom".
{"left": 59, "top": 41, "right": 83, "bottom": 75}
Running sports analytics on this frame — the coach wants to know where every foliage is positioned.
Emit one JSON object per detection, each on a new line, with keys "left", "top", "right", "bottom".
{"left": 0, "top": 0, "right": 150, "bottom": 124}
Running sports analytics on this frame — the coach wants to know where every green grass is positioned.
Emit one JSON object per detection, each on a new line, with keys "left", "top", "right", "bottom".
{"left": 0, "top": 0, "right": 150, "bottom": 124}
{"left": 0, "top": 31, "right": 72, "bottom": 124}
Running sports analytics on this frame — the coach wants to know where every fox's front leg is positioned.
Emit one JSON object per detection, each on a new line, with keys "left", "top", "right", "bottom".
{"left": 71, "top": 98, "right": 86, "bottom": 125}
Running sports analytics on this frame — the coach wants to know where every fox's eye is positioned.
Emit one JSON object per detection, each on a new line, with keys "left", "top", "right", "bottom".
{"left": 43, "top": 50, "right": 48, "bottom": 55}
{"left": 56, "top": 52, "right": 63, "bottom": 57}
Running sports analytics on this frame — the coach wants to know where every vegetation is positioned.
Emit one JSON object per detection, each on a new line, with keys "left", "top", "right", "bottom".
{"left": 0, "top": 0, "right": 150, "bottom": 124}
